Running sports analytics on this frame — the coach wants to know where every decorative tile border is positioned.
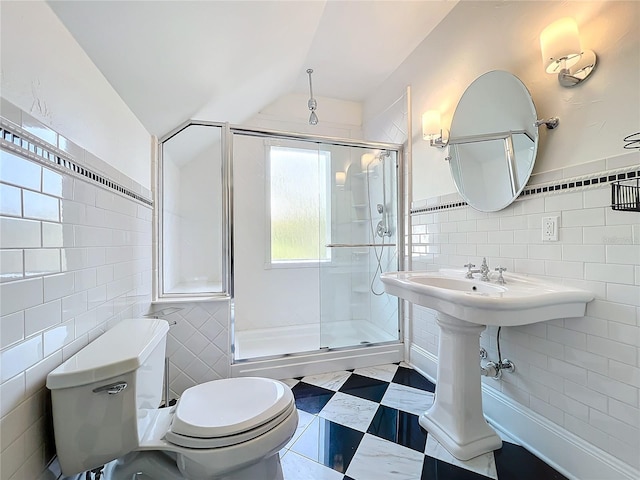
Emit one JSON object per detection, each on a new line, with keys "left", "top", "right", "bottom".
{"left": 0, "top": 119, "right": 153, "bottom": 206}
{"left": 411, "top": 166, "right": 640, "bottom": 215}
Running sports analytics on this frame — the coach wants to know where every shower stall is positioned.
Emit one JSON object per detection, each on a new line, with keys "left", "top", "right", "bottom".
{"left": 158, "top": 122, "right": 404, "bottom": 377}
{"left": 231, "top": 128, "right": 403, "bottom": 369}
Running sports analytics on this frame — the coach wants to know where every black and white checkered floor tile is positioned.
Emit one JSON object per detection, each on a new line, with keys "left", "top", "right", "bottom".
{"left": 279, "top": 363, "right": 566, "bottom": 480}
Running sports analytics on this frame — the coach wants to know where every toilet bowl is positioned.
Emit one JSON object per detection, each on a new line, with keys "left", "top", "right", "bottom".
{"left": 46, "top": 318, "right": 298, "bottom": 480}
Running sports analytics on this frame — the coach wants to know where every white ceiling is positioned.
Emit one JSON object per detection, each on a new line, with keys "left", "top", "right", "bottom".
{"left": 48, "top": 1, "right": 458, "bottom": 137}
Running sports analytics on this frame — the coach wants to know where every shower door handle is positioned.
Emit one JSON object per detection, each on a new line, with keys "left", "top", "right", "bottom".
{"left": 325, "top": 243, "right": 396, "bottom": 248}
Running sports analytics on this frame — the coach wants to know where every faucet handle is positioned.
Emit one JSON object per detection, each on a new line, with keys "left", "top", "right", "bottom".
{"left": 464, "top": 263, "right": 476, "bottom": 279}
{"left": 495, "top": 266, "right": 507, "bottom": 284}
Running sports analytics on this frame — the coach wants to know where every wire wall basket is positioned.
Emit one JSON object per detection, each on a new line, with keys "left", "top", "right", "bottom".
{"left": 611, "top": 178, "right": 640, "bottom": 212}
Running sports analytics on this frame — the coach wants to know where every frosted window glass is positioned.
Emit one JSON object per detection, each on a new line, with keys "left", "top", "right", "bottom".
{"left": 270, "top": 147, "right": 330, "bottom": 262}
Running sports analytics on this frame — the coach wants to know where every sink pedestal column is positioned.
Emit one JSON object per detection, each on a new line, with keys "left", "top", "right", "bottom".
{"left": 419, "top": 312, "right": 502, "bottom": 460}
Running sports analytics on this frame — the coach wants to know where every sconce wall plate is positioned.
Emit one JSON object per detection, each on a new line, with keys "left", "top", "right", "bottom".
{"left": 430, "top": 129, "right": 449, "bottom": 149}
{"left": 557, "top": 50, "right": 597, "bottom": 87}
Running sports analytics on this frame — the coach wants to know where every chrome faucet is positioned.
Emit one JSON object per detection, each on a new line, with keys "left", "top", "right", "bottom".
{"left": 465, "top": 257, "right": 490, "bottom": 281}
{"left": 479, "top": 257, "right": 490, "bottom": 281}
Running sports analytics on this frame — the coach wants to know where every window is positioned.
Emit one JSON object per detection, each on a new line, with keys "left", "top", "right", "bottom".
{"left": 268, "top": 146, "right": 330, "bottom": 264}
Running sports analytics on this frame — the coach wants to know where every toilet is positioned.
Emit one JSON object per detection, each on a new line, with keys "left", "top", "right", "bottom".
{"left": 46, "top": 318, "right": 298, "bottom": 480}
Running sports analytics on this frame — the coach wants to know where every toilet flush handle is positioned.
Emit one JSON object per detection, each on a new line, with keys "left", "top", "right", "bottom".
{"left": 92, "top": 381, "right": 128, "bottom": 395}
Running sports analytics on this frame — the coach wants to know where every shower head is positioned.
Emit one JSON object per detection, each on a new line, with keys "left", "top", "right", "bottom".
{"left": 377, "top": 203, "right": 384, "bottom": 214}
{"left": 307, "top": 68, "right": 318, "bottom": 125}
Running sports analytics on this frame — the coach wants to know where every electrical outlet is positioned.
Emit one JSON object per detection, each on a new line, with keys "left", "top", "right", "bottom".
{"left": 542, "top": 216, "right": 559, "bottom": 241}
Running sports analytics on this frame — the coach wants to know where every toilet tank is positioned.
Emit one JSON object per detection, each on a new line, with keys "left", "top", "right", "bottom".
{"left": 46, "top": 318, "right": 169, "bottom": 475}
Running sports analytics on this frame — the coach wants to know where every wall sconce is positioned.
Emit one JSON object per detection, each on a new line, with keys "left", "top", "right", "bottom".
{"left": 422, "top": 110, "right": 449, "bottom": 148}
{"left": 335, "top": 171, "right": 346, "bottom": 187}
{"left": 361, "top": 153, "right": 375, "bottom": 172}
{"left": 540, "top": 17, "right": 597, "bottom": 87}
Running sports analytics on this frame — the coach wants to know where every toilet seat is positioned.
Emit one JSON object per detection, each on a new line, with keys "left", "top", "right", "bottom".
{"left": 165, "top": 377, "right": 295, "bottom": 449}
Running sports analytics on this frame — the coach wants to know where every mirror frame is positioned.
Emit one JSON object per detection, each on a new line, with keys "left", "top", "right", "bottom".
{"left": 447, "top": 70, "right": 539, "bottom": 212}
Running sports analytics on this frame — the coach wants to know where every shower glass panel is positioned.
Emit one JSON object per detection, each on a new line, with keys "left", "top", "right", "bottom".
{"left": 319, "top": 146, "right": 399, "bottom": 349}
{"left": 159, "top": 123, "right": 226, "bottom": 297}
{"left": 232, "top": 129, "right": 401, "bottom": 361}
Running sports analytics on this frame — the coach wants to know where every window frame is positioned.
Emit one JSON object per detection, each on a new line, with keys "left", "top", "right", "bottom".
{"left": 264, "top": 142, "right": 332, "bottom": 269}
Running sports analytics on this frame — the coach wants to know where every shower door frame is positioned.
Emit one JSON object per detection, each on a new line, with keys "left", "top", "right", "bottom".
{"left": 228, "top": 126, "right": 405, "bottom": 370}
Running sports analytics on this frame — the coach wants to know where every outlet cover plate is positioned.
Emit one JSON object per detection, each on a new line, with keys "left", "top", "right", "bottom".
{"left": 542, "top": 216, "right": 559, "bottom": 242}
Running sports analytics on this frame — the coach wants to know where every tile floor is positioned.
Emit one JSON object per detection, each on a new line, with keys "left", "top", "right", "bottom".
{"left": 278, "top": 363, "right": 567, "bottom": 480}
{"left": 55, "top": 363, "right": 567, "bottom": 480}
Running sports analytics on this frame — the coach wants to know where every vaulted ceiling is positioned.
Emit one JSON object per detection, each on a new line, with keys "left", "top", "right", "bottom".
{"left": 48, "top": 1, "right": 458, "bottom": 137}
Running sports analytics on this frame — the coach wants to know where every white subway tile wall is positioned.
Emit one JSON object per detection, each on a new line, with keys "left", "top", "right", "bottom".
{"left": 0, "top": 112, "right": 152, "bottom": 479}
{"left": 410, "top": 152, "right": 640, "bottom": 469}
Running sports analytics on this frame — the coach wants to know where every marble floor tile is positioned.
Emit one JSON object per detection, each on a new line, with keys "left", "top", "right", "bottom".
{"left": 380, "top": 382, "right": 434, "bottom": 416}
{"left": 290, "top": 416, "right": 363, "bottom": 474}
{"left": 301, "top": 370, "right": 352, "bottom": 391}
{"left": 367, "top": 405, "right": 427, "bottom": 453}
{"left": 352, "top": 363, "right": 399, "bottom": 382}
{"left": 285, "top": 409, "right": 316, "bottom": 449}
{"left": 346, "top": 433, "right": 425, "bottom": 480}
{"left": 281, "top": 450, "right": 344, "bottom": 480}
{"left": 319, "top": 392, "right": 379, "bottom": 432}
{"left": 292, "top": 382, "right": 336, "bottom": 414}
{"left": 494, "top": 442, "right": 568, "bottom": 480}
{"left": 392, "top": 366, "right": 436, "bottom": 392}
{"left": 421, "top": 456, "right": 494, "bottom": 480}
{"left": 339, "top": 373, "right": 389, "bottom": 403}
{"left": 281, "top": 378, "right": 300, "bottom": 388}
{"left": 425, "top": 435, "right": 498, "bottom": 479}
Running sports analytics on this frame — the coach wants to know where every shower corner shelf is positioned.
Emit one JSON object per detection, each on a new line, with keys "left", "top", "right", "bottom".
{"left": 611, "top": 179, "right": 640, "bottom": 212}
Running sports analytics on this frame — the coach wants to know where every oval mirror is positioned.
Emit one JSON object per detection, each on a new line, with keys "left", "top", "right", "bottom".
{"left": 448, "top": 71, "right": 538, "bottom": 212}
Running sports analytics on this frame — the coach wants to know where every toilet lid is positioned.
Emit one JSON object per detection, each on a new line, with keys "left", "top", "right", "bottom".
{"left": 171, "top": 377, "right": 294, "bottom": 438}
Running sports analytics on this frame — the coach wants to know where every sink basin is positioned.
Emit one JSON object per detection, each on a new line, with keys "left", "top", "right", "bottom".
{"left": 380, "top": 269, "right": 593, "bottom": 326}
{"left": 410, "top": 275, "right": 506, "bottom": 294}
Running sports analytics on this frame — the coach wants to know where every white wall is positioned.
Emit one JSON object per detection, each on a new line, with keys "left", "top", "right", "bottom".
{"left": 0, "top": 102, "right": 153, "bottom": 479}
{"left": 363, "top": 1, "right": 639, "bottom": 477}
{"left": 365, "top": 1, "right": 639, "bottom": 200}
{"left": 0, "top": 2, "right": 153, "bottom": 478}
{"left": 0, "top": 1, "right": 151, "bottom": 190}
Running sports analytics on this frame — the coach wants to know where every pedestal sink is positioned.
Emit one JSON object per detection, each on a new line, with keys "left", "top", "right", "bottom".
{"left": 381, "top": 269, "right": 593, "bottom": 460}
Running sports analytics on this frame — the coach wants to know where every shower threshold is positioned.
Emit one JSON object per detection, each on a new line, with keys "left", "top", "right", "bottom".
{"left": 230, "top": 340, "right": 403, "bottom": 380}
{"left": 234, "top": 320, "right": 397, "bottom": 359}
{"left": 232, "top": 321, "right": 401, "bottom": 379}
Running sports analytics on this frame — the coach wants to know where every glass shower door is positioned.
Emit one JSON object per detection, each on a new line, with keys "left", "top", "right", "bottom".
{"left": 319, "top": 145, "right": 400, "bottom": 350}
